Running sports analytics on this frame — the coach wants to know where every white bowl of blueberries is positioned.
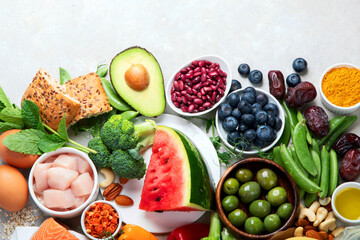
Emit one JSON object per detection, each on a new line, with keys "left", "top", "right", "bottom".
{"left": 215, "top": 86, "right": 285, "bottom": 155}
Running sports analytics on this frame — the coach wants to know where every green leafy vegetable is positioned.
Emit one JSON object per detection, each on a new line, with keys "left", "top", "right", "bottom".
{"left": 59, "top": 67, "right": 71, "bottom": 85}
{"left": 2, "top": 129, "right": 45, "bottom": 155}
{"left": 0, "top": 86, "right": 12, "bottom": 109}
{"left": 0, "top": 107, "right": 23, "bottom": 125}
{"left": 57, "top": 115, "right": 69, "bottom": 140}
{"left": 0, "top": 122, "right": 23, "bottom": 132}
{"left": 39, "top": 134, "right": 67, "bottom": 152}
{"left": 21, "top": 100, "right": 44, "bottom": 131}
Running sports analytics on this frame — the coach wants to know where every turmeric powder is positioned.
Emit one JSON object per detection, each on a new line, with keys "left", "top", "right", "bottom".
{"left": 322, "top": 67, "right": 360, "bottom": 107}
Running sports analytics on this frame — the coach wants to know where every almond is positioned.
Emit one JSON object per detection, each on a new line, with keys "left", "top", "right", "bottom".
{"left": 304, "top": 225, "right": 318, "bottom": 233}
{"left": 115, "top": 195, "right": 134, "bottom": 206}
{"left": 318, "top": 231, "right": 328, "bottom": 239}
{"left": 119, "top": 177, "right": 129, "bottom": 185}
{"left": 103, "top": 183, "right": 122, "bottom": 201}
{"left": 328, "top": 233, "right": 335, "bottom": 240}
{"left": 306, "top": 230, "right": 323, "bottom": 240}
{"left": 295, "top": 218, "right": 310, "bottom": 227}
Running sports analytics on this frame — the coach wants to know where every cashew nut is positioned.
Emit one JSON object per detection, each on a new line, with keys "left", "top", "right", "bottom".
{"left": 313, "top": 207, "right": 328, "bottom": 227}
{"left": 294, "top": 226, "right": 304, "bottom": 237}
{"left": 318, "top": 212, "right": 337, "bottom": 232}
{"left": 319, "top": 197, "right": 331, "bottom": 206}
{"left": 331, "top": 227, "right": 345, "bottom": 237}
{"left": 309, "top": 201, "right": 321, "bottom": 213}
{"left": 99, "top": 168, "right": 115, "bottom": 188}
{"left": 299, "top": 203, "right": 317, "bottom": 222}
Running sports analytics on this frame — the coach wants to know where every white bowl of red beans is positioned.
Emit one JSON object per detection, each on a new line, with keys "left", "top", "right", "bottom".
{"left": 166, "top": 55, "right": 232, "bottom": 116}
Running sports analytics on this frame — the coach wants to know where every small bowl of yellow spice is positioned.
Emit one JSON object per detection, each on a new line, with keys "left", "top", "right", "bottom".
{"left": 320, "top": 63, "right": 360, "bottom": 115}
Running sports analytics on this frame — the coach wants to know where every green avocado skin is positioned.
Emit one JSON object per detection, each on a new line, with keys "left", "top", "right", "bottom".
{"left": 110, "top": 46, "right": 165, "bottom": 116}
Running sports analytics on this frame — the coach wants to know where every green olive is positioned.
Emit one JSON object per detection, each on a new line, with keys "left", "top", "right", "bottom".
{"left": 223, "top": 178, "right": 240, "bottom": 195}
{"left": 238, "top": 181, "right": 261, "bottom": 203}
{"left": 249, "top": 200, "right": 271, "bottom": 218}
{"left": 277, "top": 203, "right": 294, "bottom": 220}
{"left": 267, "top": 187, "right": 287, "bottom": 206}
{"left": 221, "top": 195, "right": 239, "bottom": 212}
{"left": 228, "top": 209, "right": 247, "bottom": 227}
{"left": 244, "top": 217, "right": 264, "bottom": 235}
{"left": 256, "top": 168, "right": 278, "bottom": 190}
{"left": 235, "top": 168, "right": 253, "bottom": 183}
{"left": 264, "top": 214, "right": 282, "bottom": 233}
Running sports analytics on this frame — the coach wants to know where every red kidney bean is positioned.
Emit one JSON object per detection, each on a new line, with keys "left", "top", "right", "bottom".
{"left": 202, "top": 96, "right": 206, "bottom": 100}
{"left": 192, "top": 60, "right": 199, "bottom": 66}
{"left": 185, "top": 94, "right": 192, "bottom": 102}
{"left": 206, "top": 95, "right": 213, "bottom": 104}
{"left": 173, "top": 81, "right": 179, "bottom": 91}
{"left": 188, "top": 70, "right": 193, "bottom": 75}
{"left": 188, "top": 104, "right": 195, "bottom": 112}
{"left": 192, "top": 89, "right": 198, "bottom": 95}
{"left": 176, "top": 97, "right": 181, "bottom": 102}
{"left": 201, "top": 67, "right": 206, "bottom": 74}
{"left": 192, "top": 77, "right": 200, "bottom": 84}
{"left": 206, "top": 60, "right": 212, "bottom": 65}
{"left": 181, "top": 96, "right": 187, "bottom": 104}
{"left": 201, "top": 73, "right": 207, "bottom": 82}
{"left": 186, "top": 67, "right": 191, "bottom": 71}
{"left": 194, "top": 98, "right": 203, "bottom": 105}
{"left": 174, "top": 72, "right": 181, "bottom": 81}
{"left": 218, "top": 80, "right": 224, "bottom": 89}
{"left": 194, "top": 67, "right": 200, "bottom": 72}
{"left": 180, "top": 90, "right": 187, "bottom": 96}
{"left": 211, "top": 85, "right": 217, "bottom": 91}
{"left": 193, "top": 72, "right": 202, "bottom": 77}
{"left": 223, "top": 72, "right": 227, "bottom": 77}
{"left": 193, "top": 83, "right": 202, "bottom": 90}
{"left": 212, "top": 91, "right": 217, "bottom": 101}
{"left": 204, "top": 86, "right": 212, "bottom": 92}
{"left": 181, "top": 106, "right": 188, "bottom": 112}
{"left": 180, "top": 74, "right": 185, "bottom": 81}
{"left": 171, "top": 93, "right": 176, "bottom": 102}
{"left": 199, "top": 60, "right": 205, "bottom": 67}
{"left": 202, "top": 81, "right": 210, "bottom": 87}
{"left": 218, "top": 88, "right": 224, "bottom": 96}
{"left": 185, "top": 73, "right": 192, "bottom": 79}
{"left": 186, "top": 88, "right": 192, "bottom": 94}
{"left": 199, "top": 107, "right": 205, "bottom": 111}
{"left": 197, "top": 92, "right": 202, "bottom": 98}
{"left": 200, "top": 88, "right": 206, "bottom": 95}
{"left": 203, "top": 102, "right": 211, "bottom": 108}
{"left": 174, "top": 101, "right": 180, "bottom": 107}
{"left": 178, "top": 81, "right": 184, "bottom": 90}
{"left": 171, "top": 86, "right": 175, "bottom": 94}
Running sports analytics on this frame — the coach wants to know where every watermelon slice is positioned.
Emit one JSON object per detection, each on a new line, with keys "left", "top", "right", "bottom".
{"left": 139, "top": 125, "right": 213, "bottom": 211}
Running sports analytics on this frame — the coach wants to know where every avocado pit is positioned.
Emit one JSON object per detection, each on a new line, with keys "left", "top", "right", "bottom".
{"left": 125, "top": 64, "right": 150, "bottom": 91}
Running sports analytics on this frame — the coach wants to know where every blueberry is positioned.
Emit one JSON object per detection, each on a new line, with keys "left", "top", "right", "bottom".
{"left": 232, "top": 108, "right": 242, "bottom": 119}
{"left": 238, "top": 100, "right": 252, "bottom": 114}
{"left": 267, "top": 114, "right": 276, "bottom": 127}
{"left": 241, "top": 114, "right": 255, "bottom": 127}
{"left": 256, "top": 125, "right": 274, "bottom": 142}
{"left": 274, "top": 117, "right": 282, "bottom": 131}
{"left": 228, "top": 93, "right": 240, "bottom": 108}
{"left": 223, "top": 116, "right": 239, "bottom": 132}
{"left": 244, "top": 129, "right": 256, "bottom": 142}
{"left": 255, "top": 93, "right": 268, "bottom": 107}
{"left": 238, "top": 63, "right": 250, "bottom": 76}
{"left": 241, "top": 92, "right": 255, "bottom": 104}
{"left": 255, "top": 111, "right": 268, "bottom": 125}
{"left": 263, "top": 103, "right": 279, "bottom": 117}
{"left": 271, "top": 129, "right": 277, "bottom": 141}
{"left": 253, "top": 137, "right": 268, "bottom": 148}
{"left": 230, "top": 80, "right": 242, "bottom": 93}
{"left": 243, "top": 86, "right": 256, "bottom": 96}
{"left": 252, "top": 103, "right": 263, "bottom": 115}
{"left": 292, "top": 58, "right": 307, "bottom": 73}
{"left": 218, "top": 103, "right": 233, "bottom": 120}
{"left": 227, "top": 131, "right": 241, "bottom": 146}
{"left": 286, "top": 73, "right": 301, "bottom": 87}
{"left": 248, "top": 70, "right": 263, "bottom": 84}
{"left": 238, "top": 123, "right": 249, "bottom": 133}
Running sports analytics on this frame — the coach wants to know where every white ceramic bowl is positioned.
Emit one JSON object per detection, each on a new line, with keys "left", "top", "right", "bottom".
{"left": 81, "top": 200, "right": 122, "bottom": 240}
{"left": 28, "top": 147, "right": 99, "bottom": 219}
{"left": 331, "top": 181, "right": 360, "bottom": 225}
{"left": 166, "top": 55, "right": 232, "bottom": 116}
{"left": 319, "top": 63, "right": 360, "bottom": 115}
{"left": 215, "top": 88, "right": 285, "bottom": 155}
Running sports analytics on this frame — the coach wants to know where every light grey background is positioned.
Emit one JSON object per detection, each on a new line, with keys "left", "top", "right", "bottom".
{"left": 1, "top": 0, "right": 360, "bottom": 239}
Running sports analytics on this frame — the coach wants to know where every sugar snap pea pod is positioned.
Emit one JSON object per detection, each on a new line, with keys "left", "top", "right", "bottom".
{"left": 296, "top": 110, "right": 312, "bottom": 145}
{"left": 293, "top": 121, "right": 317, "bottom": 177}
{"left": 280, "top": 144, "right": 321, "bottom": 193}
{"left": 311, "top": 138, "right": 321, "bottom": 156}
{"left": 272, "top": 146, "right": 283, "bottom": 167}
{"left": 324, "top": 115, "right": 358, "bottom": 150}
{"left": 319, "top": 146, "right": 330, "bottom": 198}
{"left": 317, "top": 116, "right": 346, "bottom": 146}
{"left": 276, "top": 115, "right": 291, "bottom": 147}
{"left": 96, "top": 67, "right": 108, "bottom": 78}
{"left": 329, "top": 149, "right": 339, "bottom": 196}
{"left": 282, "top": 100, "right": 298, "bottom": 128}
{"left": 305, "top": 150, "right": 322, "bottom": 207}
{"left": 59, "top": 67, "right": 71, "bottom": 85}
{"left": 100, "top": 78, "right": 132, "bottom": 111}
{"left": 119, "top": 110, "right": 139, "bottom": 120}
{"left": 290, "top": 145, "right": 308, "bottom": 177}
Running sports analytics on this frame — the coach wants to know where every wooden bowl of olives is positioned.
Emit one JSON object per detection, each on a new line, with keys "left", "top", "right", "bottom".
{"left": 216, "top": 158, "right": 299, "bottom": 240}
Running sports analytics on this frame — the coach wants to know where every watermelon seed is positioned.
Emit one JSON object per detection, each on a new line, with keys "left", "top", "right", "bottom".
{"left": 153, "top": 188, "right": 158, "bottom": 191}
{"left": 165, "top": 159, "right": 169, "bottom": 164}
{"left": 156, "top": 197, "right": 161, "bottom": 202}
{"left": 155, "top": 210, "right": 164, "bottom": 213}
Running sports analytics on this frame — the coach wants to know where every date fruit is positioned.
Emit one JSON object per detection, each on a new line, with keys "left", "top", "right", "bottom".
{"left": 304, "top": 106, "right": 329, "bottom": 138}
{"left": 340, "top": 149, "right": 360, "bottom": 181}
{"left": 332, "top": 133, "right": 360, "bottom": 156}
{"left": 268, "top": 70, "right": 285, "bottom": 100}
{"left": 285, "top": 81, "right": 317, "bottom": 109}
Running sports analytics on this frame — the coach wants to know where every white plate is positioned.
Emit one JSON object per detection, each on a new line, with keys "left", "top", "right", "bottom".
{"left": 98, "top": 113, "right": 221, "bottom": 233}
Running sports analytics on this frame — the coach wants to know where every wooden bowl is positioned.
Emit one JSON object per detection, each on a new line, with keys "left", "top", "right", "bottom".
{"left": 216, "top": 158, "right": 299, "bottom": 240}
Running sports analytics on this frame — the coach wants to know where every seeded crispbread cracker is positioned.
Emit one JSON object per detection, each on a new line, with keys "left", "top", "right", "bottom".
{"left": 65, "top": 72, "right": 112, "bottom": 124}
{"left": 21, "top": 68, "right": 81, "bottom": 130}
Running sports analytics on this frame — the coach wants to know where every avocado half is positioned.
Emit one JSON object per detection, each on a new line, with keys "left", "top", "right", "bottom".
{"left": 110, "top": 46, "right": 165, "bottom": 116}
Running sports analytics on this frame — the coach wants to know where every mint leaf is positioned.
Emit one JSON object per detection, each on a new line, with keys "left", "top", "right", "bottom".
{"left": 206, "top": 119, "right": 213, "bottom": 133}
{"left": 0, "top": 122, "right": 23, "bottom": 132}
{"left": 57, "top": 114, "right": 68, "bottom": 140}
{"left": 2, "top": 129, "right": 45, "bottom": 155}
{"left": 21, "top": 100, "right": 44, "bottom": 131}
{"left": 38, "top": 134, "right": 66, "bottom": 152}
{"left": 0, "top": 107, "right": 23, "bottom": 125}
{"left": 0, "top": 86, "right": 12, "bottom": 109}
{"left": 218, "top": 152, "right": 231, "bottom": 164}
{"left": 59, "top": 67, "right": 71, "bottom": 85}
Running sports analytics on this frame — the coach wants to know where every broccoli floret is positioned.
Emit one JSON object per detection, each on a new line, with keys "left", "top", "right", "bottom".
{"left": 87, "top": 137, "right": 111, "bottom": 168}
{"left": 100, "top": 114, "right": 156, "bottom": 151}
{"left": 110, "top": 149, "right": 147, "bottom": 179}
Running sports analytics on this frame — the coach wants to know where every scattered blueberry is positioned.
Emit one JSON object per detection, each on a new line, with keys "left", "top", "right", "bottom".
{"left": 255, "top": 93, "right": 268, "bottom": 107}
{"left": 243, "top": 86, "right": 256, "bottom": 96}
{"left": 238, "top": 63, "right": 250, "bottom": 76}
{"left": 255, "top": 111, "right": 268, "bottom": 125}
{"left": 241, "top": 114, "right": 255, "bottom": 127}
{"left": 238, "top": 123, "right": 249, "bottom": 133}
{"left": 230, "top": 79, "right": 242, "bottom": 93}
{"left": 274, "top": 117, "right": 282, "bottom": 131}
{"left": 267, "top": 114, "right": 276, "bottom": 127}
{"left": 223, "top": 116, "right": 238, "bottom": 132}
{"left": 228, "top": 93, "right": 240, "bottom": 108}
{"left": 238, "top": 100, "right": 252, "bottom": 114}
{"left": 248, "top": 70, "right": 263, "bottom": 84}
{"left": 256, "top": 125, "right": 274, "bottom": 142}
{"left": 227, "top": 131, "right": 241, "bottom": 146}
{"left": 251, "top": 103, "right": 263, "bottom": 115}
{"left": 241, "top": 92, "right": 255, "bottom": 104}
{"left": 286, "top": 73, "right": 301, "bottom": 87}
{"left": 231, "top": 108, "right": 242, "bottom": 119}
{"left": 218, "top": 103, "right": 233, "bottom": 120}
{"left": 263, "top": 103, "right": 279, "bottom": 117}
{"left": 292, "top": 58, "right": 307, "bottom": 73}
{"left": 244, "top": 129, "right": 256, "bottom": 142}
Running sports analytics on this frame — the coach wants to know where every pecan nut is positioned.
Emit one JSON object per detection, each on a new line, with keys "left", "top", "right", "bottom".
{"left": 103, "top": 183, "right": 122, "bottom": 201}
{"left": 115, "top": 195, "right": 134, "bottom": 206}
{"left": 305, "top": 230, "right": 323, "bottom": 240}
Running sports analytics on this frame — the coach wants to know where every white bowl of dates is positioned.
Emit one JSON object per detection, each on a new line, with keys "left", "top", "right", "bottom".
{"left": 319, "top": 63, "right": 360, "bottom": 115}
{"left": 166, "top": 55, "right": 232, "bottom": 116}
{"left": 215, "top": 87, "right": 285, "bottom": 154}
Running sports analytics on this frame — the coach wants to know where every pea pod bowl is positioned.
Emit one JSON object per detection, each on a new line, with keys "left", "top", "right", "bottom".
{"left": 216, "top": 158, "right": 299, "bottom": 240}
